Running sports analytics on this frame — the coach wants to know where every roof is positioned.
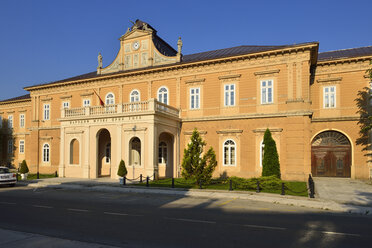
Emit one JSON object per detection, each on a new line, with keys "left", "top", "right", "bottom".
{"left": 0, "top": 94, "right": 30, "bottom": 104}
{"left": 25, "top": 42, "right": 318, "bottom": 90}
{"left": 318, "top": 46, "right": 372, "bottom": 61}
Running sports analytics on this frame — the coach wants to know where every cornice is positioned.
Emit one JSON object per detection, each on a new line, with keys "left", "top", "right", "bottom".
{"left": 216, "top": 129, "right": 243, "bottom": 134}
{"left": 80, "top": 92, "right": 94, "bottom": 97}
{"left": 60, "top": 95, "right": 72, "bottom": 99}
{"left": 316, "top": 77, "right": 343, "bottom": 83}
{"left": 24, "top": 43, "right": 318, "bottom": 92}
{"left": 218, "top": 74, "right": 241, "bottom": 80}
{"left": 311, "top": 116, "right": 359, "bottom": 122}
{"left": 185, "top": 78, "right": 205, "bottom": 84}
{"left": 252, "top": 128, "right": 283, "bottom": 133}
{"left": 254, "top": 69, "right": 280, "bottom": 76}
{"left": 183, "top": 130, "right": 207, "bottom": 135}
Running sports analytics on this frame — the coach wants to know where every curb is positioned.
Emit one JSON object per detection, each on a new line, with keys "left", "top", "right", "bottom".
{"left": 18, "top": 181, "right": 372, "bottom": 216}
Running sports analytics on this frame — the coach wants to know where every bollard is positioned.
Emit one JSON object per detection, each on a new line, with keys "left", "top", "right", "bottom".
{"left": 140, "top": 174, "right": 143, "bottom": 183}
{"left": 123, "top": 176, "right": 126, "bottom": 186}
{"left": 37, "top": 172, "right": 40, "bottom": 179}
{"left": 199, "top": 180, "right": 202, "bottom": 189}
{"left": 256, "top": 181, "right": 260, "bottom": 193}
{"left": 153, "top": 172, "right": 156, "bottom": 181}
{"left": 171, "top": 177, "right": 175, "bottom": 188}
{"left": 229, "top": 179, "right": 233, "bottom": 191}
{"left": 146, "top": 176, "right": 149, "bottom": 187}
{"left": 281, "top": 182, "right": 285, "bottom": 195}
{"left": 55, "top": 171, "right": 58, "bottom": 177}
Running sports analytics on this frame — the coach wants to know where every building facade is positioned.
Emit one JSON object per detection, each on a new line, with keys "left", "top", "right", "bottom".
{"left": 0, "top": 20, "right": 371, "bottom": 181}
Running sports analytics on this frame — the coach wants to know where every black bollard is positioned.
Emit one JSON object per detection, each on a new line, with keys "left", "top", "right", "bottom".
{"left": 123, "top": 177, "right": 126, "bottom": 186}
{"left": 281, "top": 182, "right": 285, "bottom": 195}
{"left": 37, "top": 172, "right": 40, "bottom": 179}
{"left": 153, "top": 172, "right": 156, "bottom": 181}
{"left": 171, "top": 177, "right": 175, "bottom": 188}
{"left": 55, "top": 171, "right": 58, "bottom": 177}
{"left": 140, "top": 174, "right": 143, "bottom": 183}
{"left": 199, "top": 180, "right": 202, "bottom": 189}
{"left": 146, "top": 176, "right": 149, "bottom": 187}
{"left": 229, "top": 179, "right": 233, "bottom": 191}
{"left": 256, "top": 181, "right": 260, "bottom": 193}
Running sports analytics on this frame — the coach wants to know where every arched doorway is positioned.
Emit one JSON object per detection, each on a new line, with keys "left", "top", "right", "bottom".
{"left": 158, "top": 132, "right": 174, "bottom": 178}
{"left": 97, "top": 129, "right": 111, "bottom": 177}
{"left": 311, "top": 131, "right": 351, "bottom": 177}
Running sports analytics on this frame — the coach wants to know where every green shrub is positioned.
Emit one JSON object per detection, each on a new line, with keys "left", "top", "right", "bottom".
{"left": 19, "top": 160, "right": 29, "bottom": 174}
{"left": 262, "top": 129, "right": 281, "bottom": 178}
{"left": 230, "top": 175, "right": 282, "bottom": 191}
{"left": 117, "top": 160, "right": 127, "bottom": 177}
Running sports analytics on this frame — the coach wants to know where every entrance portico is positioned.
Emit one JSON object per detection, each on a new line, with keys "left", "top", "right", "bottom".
{"left": 58, "top": 99, "right": 180, "bottom": 179}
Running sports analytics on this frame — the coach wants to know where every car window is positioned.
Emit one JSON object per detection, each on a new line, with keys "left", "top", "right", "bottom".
{"left": 0, "top": 168, "right": 10, "bottom": 173}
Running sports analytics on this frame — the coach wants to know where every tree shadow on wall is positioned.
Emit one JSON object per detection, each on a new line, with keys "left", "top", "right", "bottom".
{"left": 355, "top": 86, "right": 372, "bottom": 162}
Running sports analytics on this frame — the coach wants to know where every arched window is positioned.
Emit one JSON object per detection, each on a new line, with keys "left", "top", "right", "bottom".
{"left": 223, "top": 139, "right": 236, "bottom": 166}
{"left": 70, "top": 139, "right": 79, "bottom": 165}
{"left": 130, "top": 90, "right": 140, "bottom": 102}
{"left": 105, "top": 142, "right": 111, "bottom": 164}
{"left": 157, "top": 87, "right": 168, "bottom": 105}
{"left": 43, "top": 143, "right": 50, "bottom": 163}
{"left": 158, "top": 142, "right": 167, "bottom": 164}
{"left": 130, "top": 137, "right": 141, "bottom": 165}
{"left": 105, "top": 93, "right": 115, "bottom": 105}
{"left": 260, "top": 140, "right": 264, "bottom": 167}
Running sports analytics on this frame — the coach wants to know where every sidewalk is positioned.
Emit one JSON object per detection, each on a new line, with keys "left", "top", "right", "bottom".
{"left": 17, "top": 177, "right": 372, "bottom": 216}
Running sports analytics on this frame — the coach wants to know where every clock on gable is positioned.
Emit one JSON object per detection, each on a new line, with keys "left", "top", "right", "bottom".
{"left": 132, "top": 41, "right": 140, "bottom": 51}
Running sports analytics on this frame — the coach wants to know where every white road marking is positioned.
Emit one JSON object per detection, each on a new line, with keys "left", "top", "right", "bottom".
{"left": 165, "top": 217, "right": 216, "bottom": 224}
{"left": 244, "top": 224, "right": 287, "bottom": 231}
{"left": 322, "top": 231, "right": 360, "bottom": 237}
{"left": 67, "top": 208, "right": 89, "bottom": 212}
{"left": 32, "top": 205, "right": 53, "bottom": 209}
{"left": 0, "top": 201, "right": 16, "bottom": 205}
{"left": 104, "top": 212, "right": 128, "bottom": 216}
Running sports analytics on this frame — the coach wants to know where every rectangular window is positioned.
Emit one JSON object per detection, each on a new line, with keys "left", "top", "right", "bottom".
{"left": 261, "top": 80, "right": 273, "bottom": 104}
{"left": 190, "top": 88, "right": 200, "bottom": 109}
{"left": 8, "top": 140, "right": 13, "bottom": 154}
{"left": 19, "top": 140, "right": 24, "bottom": 154}
{"left": 43, "top": 104, "right": 50, "bottom": 120}
{"left": 224, "top": 84, "right": 235, "bottom": 106}
{"left": 8, "top": 115, "right": 13, "bottom": 128}
{"left": 62, "top": 101, "right": 70, "bottom": 109}
{"left": 323, "top": 86, "right": 336, "bottom": 108}
{"left": 83, "top": 99, "right": 90, "bottom": 107}
{"left": 20, "top": 114, "right": 25, "bottom": 128}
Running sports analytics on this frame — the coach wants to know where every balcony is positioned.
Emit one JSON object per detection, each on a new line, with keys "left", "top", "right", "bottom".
{"left": 61, "top": 99, "right": 180, "bottom": 119}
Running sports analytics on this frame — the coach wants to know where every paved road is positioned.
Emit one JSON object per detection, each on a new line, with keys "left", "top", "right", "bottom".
{"left": 0, "top": 185, "right": 371, "bottom": 248}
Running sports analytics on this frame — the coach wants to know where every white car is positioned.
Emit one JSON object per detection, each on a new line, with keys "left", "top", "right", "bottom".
{"left": 0, "top": 167, "right": 16, "bottom": 187}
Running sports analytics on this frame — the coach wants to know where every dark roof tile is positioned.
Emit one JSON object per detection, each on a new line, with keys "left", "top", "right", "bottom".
{"left": 318, "top": 46, "right": 372, "bottom": 61}
{"left": 0, "top": 94, "right": 31, "bottom": 103}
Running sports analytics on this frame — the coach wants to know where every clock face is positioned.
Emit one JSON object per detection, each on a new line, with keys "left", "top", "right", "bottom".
{"left": 132, "top": 41, "right": 140, "bottom": 50}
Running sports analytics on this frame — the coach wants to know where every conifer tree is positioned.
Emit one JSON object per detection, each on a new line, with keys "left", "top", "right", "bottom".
{"left": 181, "top": 129, "right": 217, "bottom": 185}
{"left": 262, "top": 128, "right": 281, "bottom": 178}
{"left": 19, "top": 160, "right": 29, "bottom": 174}
{"left": 117, "top": 159, "right": 127, "bottom": 177}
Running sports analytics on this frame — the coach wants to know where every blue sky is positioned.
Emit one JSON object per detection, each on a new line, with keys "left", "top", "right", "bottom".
{"left": 0, "top": 0, "right": 371, "bottom": 100}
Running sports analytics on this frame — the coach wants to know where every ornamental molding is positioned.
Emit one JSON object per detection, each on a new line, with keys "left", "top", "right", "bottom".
{"left": 185, "top": 78, "right": 205, "bottom": 84}
{"left": 60, "top": 95, "right": 72, "bottom": 99}
{"left": 40, "top": 136, "right": 53, "bottom": 140}
{"left": 218, "top": 74, "right": 241, "bottom": 80}
{"left": 183, "top": 130, "right": 207, "bottom": 135}
{"left": 41, "top": 97, "right": 53, "bottom": 102}
{"left": 6, "top": 111, "right": 15, "bottom": 113}
{"left": 80, "top": 92, "right": 94, "bottom": 97}
{"left": 252, "top": 128, "right": 283, "bottom": 133}
{"left": 316, "top": 77, "right": 342, "bottom": 83}
{"left": 254, "top": 69, "right": 280, "bottom": 76}
{"left": 216, "top": 129, "right": 243, "bottom": 134}
{"left": 66, "top": 130, "right": 84, "bottom": 134}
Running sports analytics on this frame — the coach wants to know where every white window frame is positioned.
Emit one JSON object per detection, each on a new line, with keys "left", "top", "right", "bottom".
{"left": 62, "top": 101, "right": 70, "bottom": 109}
{"left": 260, "top": 140, "right": 265, "bottom": 167}
{"left": 42, "top": 143, "right": 50, "bottom": 163}
{"left": 20, "top": 114, "right": 25, "bottom": 128}
{"left": 224, "top": 84, "right": 235, "bottom": 107}
{"left": 105, "top": 93, "right": 115, "bottom": 105}
{"left": 130, "top": 90, "right": 140, "bottom": 102}
{"left": 83, "top": 99, "right": 91, "bottom": 107}
{"left": 19, "top": 140, "right": 25, "bottom": 154}
{"left": 8, "top": 115, "right": 13, "bottom": 128}
{"left": 261, "top": 80, "right": 274, "bottom": 104}
{"left": 157, "top": 86, "right": 169, "bottom": 105}
{"left": 223, "top": 139, "right": 236, "bottom": 166}
{"left": 323, "top": 86, "right": 336, "bottom": 108}
{"left": 43, "top": 104, "right": 50, "bottom": 120}
{"left": 158, "top": 141, "right": 167, "bottom": 164}
{"left": 8, "top": 140, "right": 13, "bottom": 154}
{"left": 190, "top": 87, "right": 200, "bottom": 109}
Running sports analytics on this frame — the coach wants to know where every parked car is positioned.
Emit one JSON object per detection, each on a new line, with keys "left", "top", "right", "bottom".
{"left": 0, "top": 167, "right": 16, "bottom": 187}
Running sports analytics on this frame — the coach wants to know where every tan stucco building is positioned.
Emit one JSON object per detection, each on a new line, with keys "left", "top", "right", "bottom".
{"left": 0, "top": 20, "right": 371, "bottom": 181}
